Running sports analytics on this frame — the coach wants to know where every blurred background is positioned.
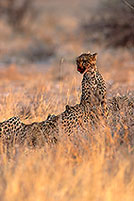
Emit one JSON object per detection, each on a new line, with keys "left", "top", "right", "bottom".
{"left": 0, "top": 0, "right": 133, "bottom": 67}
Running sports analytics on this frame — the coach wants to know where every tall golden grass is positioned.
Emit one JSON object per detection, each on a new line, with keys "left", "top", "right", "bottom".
{"left": 0, "top": 50, "right": 134, "bottom": 201}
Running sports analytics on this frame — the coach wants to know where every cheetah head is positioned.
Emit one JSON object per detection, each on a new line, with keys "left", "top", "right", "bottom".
{"left": 76, "top": 52, "right": 97, "bottom": 74}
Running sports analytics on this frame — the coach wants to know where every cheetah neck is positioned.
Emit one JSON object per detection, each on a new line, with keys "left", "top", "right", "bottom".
{"left": 85, "top": 64, "right": 98, "bottom": 74}
{"left": 80, "top": 63, "right": 107, "bottom": 111}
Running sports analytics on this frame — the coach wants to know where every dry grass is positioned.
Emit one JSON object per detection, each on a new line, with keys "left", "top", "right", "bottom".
{"left": 0, "top": 49, "right": 134, "bottom": 201}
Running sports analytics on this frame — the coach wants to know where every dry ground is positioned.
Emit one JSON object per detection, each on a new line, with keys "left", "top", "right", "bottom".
{"left": 0, "top": 48, "right": 133, "bottom": 201}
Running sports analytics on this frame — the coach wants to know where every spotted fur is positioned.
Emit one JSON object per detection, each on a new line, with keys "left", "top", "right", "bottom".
{"left": 0, "top": 116, "right": 26, "bottom": 144}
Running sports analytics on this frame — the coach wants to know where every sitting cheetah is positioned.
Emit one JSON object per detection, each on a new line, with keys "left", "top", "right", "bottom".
{"left": 76, "top": 52, "right": 107, "bottom": 115}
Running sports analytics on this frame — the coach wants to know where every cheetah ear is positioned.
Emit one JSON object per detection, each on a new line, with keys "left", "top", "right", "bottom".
{"left": 92, "top": 53, "right": 97, "bottom": 60}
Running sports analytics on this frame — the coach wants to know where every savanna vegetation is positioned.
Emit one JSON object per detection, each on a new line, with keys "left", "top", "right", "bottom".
{"left": 0, "top": 0, "right": 133, "bottom": 201}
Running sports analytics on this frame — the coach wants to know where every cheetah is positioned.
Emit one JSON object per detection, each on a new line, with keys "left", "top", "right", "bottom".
{"left": 76, "top": 52, "right": 107, "bottom": 115}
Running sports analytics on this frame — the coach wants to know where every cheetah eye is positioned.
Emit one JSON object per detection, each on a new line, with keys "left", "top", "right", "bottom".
{"left": 83, "top": 58, "right": 87, "bottom": 62}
